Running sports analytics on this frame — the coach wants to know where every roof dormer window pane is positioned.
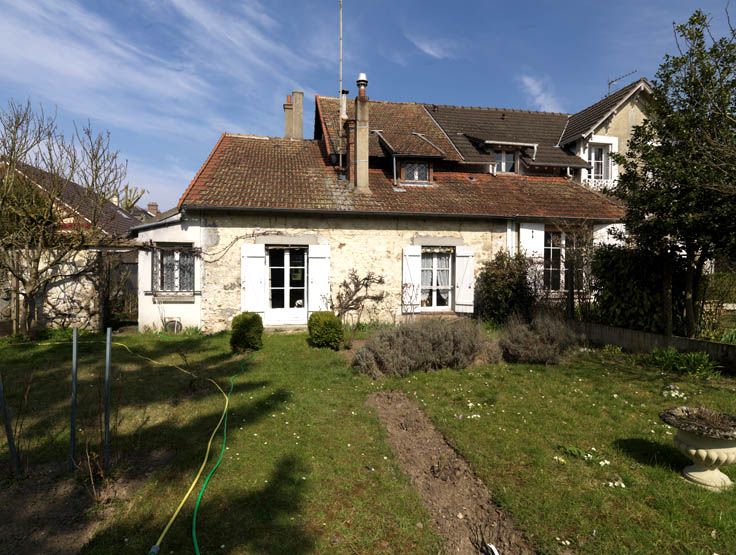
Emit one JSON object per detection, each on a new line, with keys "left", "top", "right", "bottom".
{"left": 404, "top": 162, "right": 429, "bottom": 182}
{"left": 494, "top": 150, "right": 516, "bottom": 173}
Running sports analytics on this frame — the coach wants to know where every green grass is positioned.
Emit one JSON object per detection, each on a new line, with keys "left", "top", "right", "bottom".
{"left": 4, "top": 330, "right": 736, "bottom": 554}
{"left": 0, "top": 332, "right": 441, "bottom": 554}
{"left": 386, "top": 349, "right": 736, "bottom": 554}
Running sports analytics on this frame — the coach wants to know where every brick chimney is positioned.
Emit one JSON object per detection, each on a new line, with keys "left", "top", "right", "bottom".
{"left": 352, "top": 73, "right": 370, "bottom": 194}
{"left": 147, "top": 202, "right": 160, "bottom": 217}
{"left": 283, "top": 90, "right": 304, "bottom": 139}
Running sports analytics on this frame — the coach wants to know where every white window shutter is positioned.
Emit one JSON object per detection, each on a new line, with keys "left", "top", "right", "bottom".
{"left": 241, "top": 243, "right": 266, "bottom": 315}
{"left": 402, "top": 245, "right": 422, "bottom": 313}
{"left": 308, "top": 244, "right": 331, "bottom": 313}
{"left": 519, "top": 222, "right": 545, "bottom": 260}
{"left": 454, "top": 245, "right": 475, "bottom": 313}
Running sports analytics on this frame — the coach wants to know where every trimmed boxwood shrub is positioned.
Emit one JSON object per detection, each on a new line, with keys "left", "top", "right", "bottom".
{"left": 230, "top": 312, "right": 263, "bottom": 352}
{"left": 308, "top": 311, "right": 343, "bottom": 350}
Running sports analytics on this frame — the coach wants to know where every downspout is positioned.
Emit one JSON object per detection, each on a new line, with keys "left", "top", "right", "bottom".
{"left": 393, "top": 154, "right": 397, "bottom": 186}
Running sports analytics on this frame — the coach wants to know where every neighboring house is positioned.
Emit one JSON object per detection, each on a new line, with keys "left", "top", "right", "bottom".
{"left": 132, "top": 76, "right": 649, "bottom": 332}
{"left": 0, "top": 162, "right": 139, "bottom": 332}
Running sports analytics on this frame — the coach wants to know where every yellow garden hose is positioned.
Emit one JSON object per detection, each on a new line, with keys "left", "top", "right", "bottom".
{"left": 35, "top": 338, "right": 235, "bottom": 554}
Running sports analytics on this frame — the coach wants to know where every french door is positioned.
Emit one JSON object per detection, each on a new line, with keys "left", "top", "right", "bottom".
{"left": 265, "top": 247, "right": 308, "bottom": 325}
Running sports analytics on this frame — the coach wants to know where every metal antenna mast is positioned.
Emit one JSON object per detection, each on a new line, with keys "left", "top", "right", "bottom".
{"left": 607, "top": 69, "right": 638, "bottom": 95}
{"left": 338, "top": 0, "right": 344, "bottom": 173}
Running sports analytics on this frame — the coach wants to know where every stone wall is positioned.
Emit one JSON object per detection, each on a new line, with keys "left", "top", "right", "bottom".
{"left": 198, "top": 212, "right": 507, "bottom": 333}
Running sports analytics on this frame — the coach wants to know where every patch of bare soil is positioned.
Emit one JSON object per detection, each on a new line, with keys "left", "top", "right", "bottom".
{"left": 367, "top": 391, "right": 533, "bottom": 555}
{"left": 0, "top": 448, "right": 173, "bottom": 555}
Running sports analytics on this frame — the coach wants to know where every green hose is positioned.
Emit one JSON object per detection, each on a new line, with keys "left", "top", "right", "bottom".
{"left": 191, "top": 362, "right": 246, "bottom": 554}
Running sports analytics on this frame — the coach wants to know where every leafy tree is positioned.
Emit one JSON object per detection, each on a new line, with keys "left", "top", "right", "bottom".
{"left": 613, "top": 10, "right": 736, "bottom": 337}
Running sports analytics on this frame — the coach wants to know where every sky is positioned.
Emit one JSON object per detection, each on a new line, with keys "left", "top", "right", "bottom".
{"left": 0, "top": 0, "right": 730, "bottom": 208}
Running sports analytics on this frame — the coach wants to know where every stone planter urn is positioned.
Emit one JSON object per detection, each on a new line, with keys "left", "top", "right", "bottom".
{"left": 660, "top": 406, "right": 736, "bottom": 491}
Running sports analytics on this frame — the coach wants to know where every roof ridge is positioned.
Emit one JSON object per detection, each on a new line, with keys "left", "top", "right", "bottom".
{"left": 223, "top": 133, "right": 319, "bottom": 142}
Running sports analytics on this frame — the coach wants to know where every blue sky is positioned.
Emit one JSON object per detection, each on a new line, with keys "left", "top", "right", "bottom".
{"left": 0, "top": 0, "right": 729, "bottom": 208}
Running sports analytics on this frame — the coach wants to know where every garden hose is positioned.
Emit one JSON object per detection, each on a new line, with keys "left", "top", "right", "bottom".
{"left": 33, "top": 337, "right": 239, "bottom": 555}
{"left": 191, "top": 362, "right": 247, "bottom": 554}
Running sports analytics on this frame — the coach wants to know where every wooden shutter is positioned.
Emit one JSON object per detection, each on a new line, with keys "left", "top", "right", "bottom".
{"left": 519, "top": 222, "right": 545, "bottom": 260}
{"left": 307, "top": 244, "right": 331, "bottom": 314}
{"left": 402, "top": 245, "right": 422, "bottom": 313}
{"left": 454, "top": 245, "right": 475, "bottom": 313}
{"left": 241, "top": 243, "right": 266, "bottom": 315}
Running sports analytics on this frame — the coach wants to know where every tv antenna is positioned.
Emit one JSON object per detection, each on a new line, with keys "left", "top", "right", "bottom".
{"left": 607, "top": 69, "right": 637, "bottom": 95}
{"left": 338, "top": 0, "right": 346, "bottom": 175}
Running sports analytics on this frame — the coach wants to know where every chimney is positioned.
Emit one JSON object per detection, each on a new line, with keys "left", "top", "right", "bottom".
{"left": 283, "top": 90, "right": 304, "bottom": 139}
{"left": 353, "top": 73, "right": 370, "bottom": 194}
{"left": 283, "top": 94, "right": 293, "bottom": 138}
{"left": 147, "top": 202, "right": 160, "bottom": 217}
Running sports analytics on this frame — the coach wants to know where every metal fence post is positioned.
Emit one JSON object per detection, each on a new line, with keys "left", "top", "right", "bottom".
{"left": 69, "top": 327, "right": 78, "bottom": 472}
{"left": 103, "top": 327, "right": 111, "bottom": 474}
{"left": 0, "top": 371, "right": 21, "bottom": 477}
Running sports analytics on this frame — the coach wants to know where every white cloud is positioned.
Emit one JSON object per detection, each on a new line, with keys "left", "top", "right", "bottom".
{"left": 517, "top": 75, "right": 564, "bottom": 113}
{"left": 405, "top": 32, "right": 458, "bottom": 60}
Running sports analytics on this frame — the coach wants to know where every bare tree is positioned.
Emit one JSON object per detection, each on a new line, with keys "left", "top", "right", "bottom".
{"left": 0, "top": 100, "right": 128, "bottom": 337}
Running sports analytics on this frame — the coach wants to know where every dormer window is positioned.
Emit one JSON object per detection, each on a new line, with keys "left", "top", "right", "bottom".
{"left": 494, "top": 150, "right": 516, "bottom": 173}
{"left": 402, "top": 161, "right": 430, "bottom": 183}
{"left": 588, "top": 145, "right": 611, "bottom": 180}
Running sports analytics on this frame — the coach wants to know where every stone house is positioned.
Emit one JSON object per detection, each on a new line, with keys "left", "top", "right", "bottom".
{"left": 0, "top": 162, "right": 139, "bottom": 333}
{"left": 132, "top": 76, "right": 650, "bottom": 332}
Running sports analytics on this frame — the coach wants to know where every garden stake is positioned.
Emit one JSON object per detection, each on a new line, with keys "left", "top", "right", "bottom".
{"left": 0, "top": 371, "right": 21, "bottom": 476}
{"left": 103, "top": 327, "right": 111, "bottom": 474}
{"left": 69, "top": 327, "right": 78, "bottom": 472}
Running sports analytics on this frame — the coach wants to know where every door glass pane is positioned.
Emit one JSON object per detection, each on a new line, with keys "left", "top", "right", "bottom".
{"left": 269, "top": 249, "right": 284, "bottom": 267}
{"left": 271, "top": 289, "right": 284, "bottom": 309}
{"left": 270, "top": 268, "right": 284, "bottom": 288}
{"left": 290, "top": 288, "right": 305, "bottom": 308}
{"left": 290, "top": 248, "right": 305, "bottom": 268}
{"left": 290, "top": 267, "right": 305, "bottom": 287}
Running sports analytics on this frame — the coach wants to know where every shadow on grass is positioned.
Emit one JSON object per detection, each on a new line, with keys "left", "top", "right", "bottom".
{"left": 614, "top": 437, "right": 689, "bottom": 471}
{"left": 80, "top": 454, "right": 316, "bottom": 555}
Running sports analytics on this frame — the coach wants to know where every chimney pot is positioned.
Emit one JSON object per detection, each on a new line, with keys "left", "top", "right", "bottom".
{"left": 356, "top": 73, "right": 368, "bottom": 98}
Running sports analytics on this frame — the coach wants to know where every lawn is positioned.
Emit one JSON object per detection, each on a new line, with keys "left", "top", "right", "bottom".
{"left": 386, "top": 348, "right": 736, "bottom": 554}
{"left": 0, "top": 331, "right": 441, "bottom": 554}
{"left": 2, "top": 331, "right": 736, "bottom": 554}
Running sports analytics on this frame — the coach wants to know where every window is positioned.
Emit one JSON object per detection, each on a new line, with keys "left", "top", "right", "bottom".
{"left": 494, "top": 150, "right": 516, "bottom": 173}
{"left": 152, "top": 245, "right": 195, "bottom": 292}
{"left": 564, "top": 233, "right": 587, "bottom": 291}
{"left": 421, "top": 248, "right": 453, "bottom": 309}
{"left": 403, "top": 161, "right": 429, "bottom": 182}
{"left": 544, "top": 232, "right": 562, "bottom": 291}
{"left": 268, "top": 247, "right": 306, "bottom": 309}
{"left": 588, "top": 144, "right": 610, "bottom": 180}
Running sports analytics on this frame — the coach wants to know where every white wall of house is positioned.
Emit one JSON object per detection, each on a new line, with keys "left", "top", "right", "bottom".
{"left": 136, "top": 215, "right": 203, "bottom": 331}
{"left": 137, "top": 212, "right": 623, "bottom": 332}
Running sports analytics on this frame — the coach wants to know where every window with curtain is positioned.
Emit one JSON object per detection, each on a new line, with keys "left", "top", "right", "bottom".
{"left": 403, "top": 161, "right": 429, "bottom": 182}
{"left": 588, "top": 144, "right": 610, "bottom": 180}
{"left": 152, "top": 245, "right": 195, "bottom": 292}
{"left": 544, "top": 232, "right": 562, "bottom": 291}
{"left": 421, "top": 248, "right": 453, "bottom": 309}
{"left": 494, "top": 150, "right": 516, "bottom": 173}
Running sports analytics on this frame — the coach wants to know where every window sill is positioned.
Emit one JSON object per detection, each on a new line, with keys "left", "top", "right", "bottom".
{"left": 145, "top": 291, "right": 199, "bottom": 304}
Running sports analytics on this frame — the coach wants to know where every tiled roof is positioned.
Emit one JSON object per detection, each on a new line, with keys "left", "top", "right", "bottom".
{"left": 559, "top": 79, "right": 650, "bottom": 145}
{"left": 316, "top": 96, "right": 462, "bottom": 161}
{"left": 12, "top": 162, "right": 136, "bottom": 237}
{"left": 178, "top": 134, "right": 623, "bottom": 222}
{"left": 425, "top": 104, "right": 588, "bottom": 168}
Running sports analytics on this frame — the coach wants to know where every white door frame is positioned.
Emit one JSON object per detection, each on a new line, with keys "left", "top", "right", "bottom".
{"left": 264, "top": 246, "right": 308, "bottom": 325}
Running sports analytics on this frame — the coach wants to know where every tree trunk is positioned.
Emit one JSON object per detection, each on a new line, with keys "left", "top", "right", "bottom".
{"left": 684, "top": 253, "right": 697, "bottom": 338}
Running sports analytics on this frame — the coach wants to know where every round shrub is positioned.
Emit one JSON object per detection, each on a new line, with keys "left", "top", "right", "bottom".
{"left": 475, "top": 251, "right": 536, "bottom": 324}
{"left": 230, "top": 312, "right": 263, "bottom": 352}
{"left": 308, "top": 311, "right": 343, "bottom": 350}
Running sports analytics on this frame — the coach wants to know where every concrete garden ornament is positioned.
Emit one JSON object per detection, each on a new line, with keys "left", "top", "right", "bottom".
{"left": 660, "top": 406, "right": 736, "bottom": 491}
